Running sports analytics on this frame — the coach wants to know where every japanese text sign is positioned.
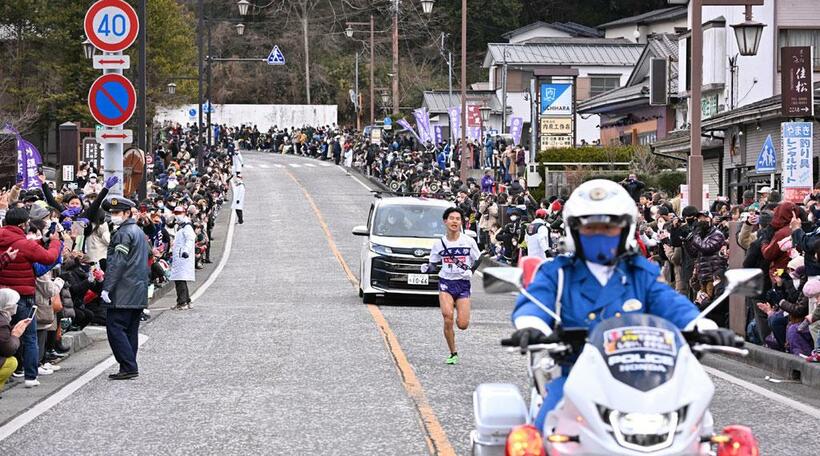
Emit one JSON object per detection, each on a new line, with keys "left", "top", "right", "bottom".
{"left": 781, "top": 47, "right": 814, "bottom": 117}
{"left": 781, "top": 121, "right": 813, "bottom": 203}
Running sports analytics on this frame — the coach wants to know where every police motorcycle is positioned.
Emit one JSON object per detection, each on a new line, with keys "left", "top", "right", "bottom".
{"left": 470, "top": 265, "right": 763, "bottom": 456}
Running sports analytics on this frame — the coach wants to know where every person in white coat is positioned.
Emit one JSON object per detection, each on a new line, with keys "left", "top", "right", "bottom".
{"left": 231, "top": 148, "right": 244, "bottom": 176}
{"left": 170, "top": 206, "right": 196, "bottom": 310}
{"left": 231, "top": 176, "right": 246, "bottom": 224}
{"left": 525, "top": 209, "right": 551, "bottom": 260}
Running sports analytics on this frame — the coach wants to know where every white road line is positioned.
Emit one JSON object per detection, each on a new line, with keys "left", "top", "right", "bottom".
{"left": 341, "top": 166, "right": 375, "bottom": 192}
{"left": 703, "top": 366, "right": 820, "bottom": 419}
{"left": 243, "top": 164, "right": 253, "bottom": 169}
{"left": 0, "top": 211, "right": 238, "bottom": 442}
{"left": 288, "top": 164, "right": 301, "bottom": 168}
{"left": 0, "top": 334, "right": 149, "bottom": 441}
{"left": 259, "top": 164, "right": 270, "bottom": 169}
{"left": 274, "top": 164, "right": 284, "bottom": 169}
{"left": 304, "top": 163, "right": 317, "bottom": 168}
{"left": 319, "top": 163, "right": 332, "bottom": 167}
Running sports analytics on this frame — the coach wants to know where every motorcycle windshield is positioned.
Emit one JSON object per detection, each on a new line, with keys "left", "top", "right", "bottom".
{"left": 588, "top": 314, "right": 686, "bottom": 392}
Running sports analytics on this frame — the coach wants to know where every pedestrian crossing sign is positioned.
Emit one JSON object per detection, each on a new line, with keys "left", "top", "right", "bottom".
{"left": 267, "top": 45, "right": 286, "bottom": 66}
{"left": 755, "top": 134, "right": 777, "bottom": 173}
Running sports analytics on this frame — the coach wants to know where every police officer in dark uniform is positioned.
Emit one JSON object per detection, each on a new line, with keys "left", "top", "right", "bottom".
{"left": 100, "top": 197, "right": 149, "bottom": 380}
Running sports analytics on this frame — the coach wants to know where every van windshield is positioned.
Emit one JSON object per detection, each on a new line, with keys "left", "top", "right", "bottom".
{"left": 372, "top": 205, "right": 447, "bottom": 238}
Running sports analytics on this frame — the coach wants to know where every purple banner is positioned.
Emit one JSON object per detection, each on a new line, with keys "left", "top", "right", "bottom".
{"left": 412, "top": 108, "right": 433, "bottom": 143}
{"left": 17, "top": 138, "right": 42, "bottom": 190}
{"left": 434, "top": 125, "right": 443, "bottom": 145}
{"left": 396, "top": 118, "right": 423, "bottom": 143}
{"left": 467, "top": 127, "right": 482, "bottom": 142}
{"left": 447, "top": 106, "right": 461, "bottom": 143}
{"left": 509, "top": 117, "right": 524, "bottom": 146}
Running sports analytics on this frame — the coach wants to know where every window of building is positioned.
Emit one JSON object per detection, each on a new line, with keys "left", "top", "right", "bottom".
{"left": 778, "top": 29, "right": 820, "bottom": 68}
{"left": 589, "top": 75, "right": 621, "bottom": 97}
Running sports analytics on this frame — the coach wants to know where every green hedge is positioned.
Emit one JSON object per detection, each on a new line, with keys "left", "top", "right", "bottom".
{"left": 535, "top": 146, "right": 635, "bottom": 163}
{"left": 581, "top": 171, "right": 686, "bottom": 196}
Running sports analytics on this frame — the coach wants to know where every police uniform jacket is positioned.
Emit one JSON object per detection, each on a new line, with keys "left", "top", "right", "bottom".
{"left": 512, "top": 254, "right": 699, "bottom": 331}
{"left": 103, "top": 218, "right": 149, "bottom": 309}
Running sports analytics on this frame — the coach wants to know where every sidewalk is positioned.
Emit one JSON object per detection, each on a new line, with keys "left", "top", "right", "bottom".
{"left": 0, "top": 205, "right": 234, "bottom": 424}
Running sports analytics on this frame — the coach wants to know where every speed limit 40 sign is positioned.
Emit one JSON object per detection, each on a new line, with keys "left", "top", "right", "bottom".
{"left": 84, "top": 0, "right": 139, "bottom": 52}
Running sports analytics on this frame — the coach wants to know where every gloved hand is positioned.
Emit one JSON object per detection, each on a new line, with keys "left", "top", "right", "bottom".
{"left": 181, "top": 252, "right": 189, "bottom": 259}
{"left": 100, "top": 290, "right": 111, "bottom": 304}
{"left": 502, "top": 328, "right": 551, "bottom": 354}
{"left": 104, "top": 176, "right": 119, "bottom": 189}
{"left": 698, "top": 328, "right": 743, "bottom": 347}
{"left": 420, "top": 263, "right": 429, "bottom": 273}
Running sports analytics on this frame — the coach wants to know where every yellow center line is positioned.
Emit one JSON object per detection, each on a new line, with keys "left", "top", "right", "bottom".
{"left": 286, "top": 170, "right": 456, "bottom": 456}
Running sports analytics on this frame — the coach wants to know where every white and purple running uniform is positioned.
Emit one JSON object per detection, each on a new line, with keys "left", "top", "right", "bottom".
{"left": 429, "top": 234, "right": 481, "bottom": 300}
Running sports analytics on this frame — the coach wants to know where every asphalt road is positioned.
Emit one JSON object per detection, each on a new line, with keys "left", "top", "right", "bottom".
{"left": 2, "top": 150, "right": 819, "bottom": 456}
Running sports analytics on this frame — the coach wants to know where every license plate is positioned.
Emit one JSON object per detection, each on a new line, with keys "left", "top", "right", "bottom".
{"left": 407, "top": 274, "right": 429, "bottom": 285}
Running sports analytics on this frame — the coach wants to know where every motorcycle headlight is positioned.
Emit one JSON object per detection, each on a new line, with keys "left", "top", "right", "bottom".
{"left": 369, "top": 242, "right": 393, "bottom": 256}
{"left": 608, "top": 410, "right": 678, "bottom": 452}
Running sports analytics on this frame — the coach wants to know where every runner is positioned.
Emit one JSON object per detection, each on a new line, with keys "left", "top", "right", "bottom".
{"left": 421, "top": 208, "right": 481, "bottom": 365}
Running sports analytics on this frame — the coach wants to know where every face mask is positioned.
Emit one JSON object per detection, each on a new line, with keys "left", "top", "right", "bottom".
{"left": 158, "top": 202, "right": 165, "bottom": 208}
{"left": 697, "top": 221, "right": 710, "bottom": 231}
{"left": 510, "top": 216, "right": 519, "bottom": 222}
{"left": 789, "top": 272, "right": 800, "bottom": 281}
{"left": 110, "top": 216, "right": 124, "bottom": 225}
{"left": 579, "top": 233, "right": 621, "bottom": 265}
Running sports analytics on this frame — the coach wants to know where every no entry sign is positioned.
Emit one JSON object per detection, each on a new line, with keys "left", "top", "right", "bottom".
{"left": 88, "top": 74, "right": 136, "bottom": 127}
{"left": 84, "top": 0, "right": 139, "bottom": 52}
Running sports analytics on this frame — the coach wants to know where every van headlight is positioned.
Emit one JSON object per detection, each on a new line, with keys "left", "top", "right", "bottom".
{"left": 608, "top": 410, "right": 678, "bottom": 452}
{"left": 369, "top": 242, "right": 393, "bottom": 256}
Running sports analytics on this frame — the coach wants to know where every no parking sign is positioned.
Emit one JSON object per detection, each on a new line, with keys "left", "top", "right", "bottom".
{"left": 88, "top": 74, "right": 136, "bottom": 127}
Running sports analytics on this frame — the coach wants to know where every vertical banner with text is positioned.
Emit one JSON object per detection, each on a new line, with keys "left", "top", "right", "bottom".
{"left": 781, "top": 121, "right": 813, "bottom": 203}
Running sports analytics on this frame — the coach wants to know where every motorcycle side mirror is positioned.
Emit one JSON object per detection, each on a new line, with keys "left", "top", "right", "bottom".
{"left": 724, "top": 269, "right": 763, "bottom": 296}
{"left": 483, "top": 267, "right": 522, "bottom": 294}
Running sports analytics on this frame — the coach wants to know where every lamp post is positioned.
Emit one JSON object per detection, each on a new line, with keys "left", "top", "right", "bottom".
{"left": 345, "top": 16, "right": 376, "bottom": 127}
{"left": 167, "top": 83, "right": 177, "bottom": 95}
{"left": 236, "top": 23, "right": 245, "bottom": 36}
{"left": 668, "top": 0, "right": 765, "bottom": 210}
{"left": 82, "top": 38, "right": 94, "bottom": 60}
{"left": 237, "top": 0, "right": 250, "bottom": 17}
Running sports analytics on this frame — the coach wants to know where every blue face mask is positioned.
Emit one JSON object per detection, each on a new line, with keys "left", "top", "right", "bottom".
{"left": 579, "top": 233, "right": 621, "bottom": 265}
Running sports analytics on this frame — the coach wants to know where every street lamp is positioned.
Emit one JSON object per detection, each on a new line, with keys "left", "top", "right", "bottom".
{"left": 167, "top": 83, "right": 177, "bottom": 95}
{"left": 421, "top": 0, "right": 435, "bottom": 14}
{"left": 380, "top": 91, "right": 391, "bottom": 107}
{"left": 345, "top": 25, "right": 354, "bottom": 38}
{"left": 732, "top": 19, "right": 765, "bottom": 56}
{"left": 236, "top": 23, "right": 245, "bottom": 36}
{"left": 82, "top": 38, "right": 94, "bottom": 60}
{"left": 237, "top": 0, "right": 250, "bottom": 17}
{"left": 479, "top": 106, "right": 491, "bottom": 124}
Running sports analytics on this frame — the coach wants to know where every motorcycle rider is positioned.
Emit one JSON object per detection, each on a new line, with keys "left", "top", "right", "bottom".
{"left": 508, "top": 179, "right": 738, "bottom": 432}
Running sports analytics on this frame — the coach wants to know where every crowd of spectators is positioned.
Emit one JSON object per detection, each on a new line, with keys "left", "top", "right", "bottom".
{"left": 1, "top": 122, "right": 233, "bottom": 396}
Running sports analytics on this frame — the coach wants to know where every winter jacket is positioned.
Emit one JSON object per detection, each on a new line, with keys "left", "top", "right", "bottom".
{"left": 480, "top": 175, "right": 494, "bottom": 193}
{"left": 35, "top": 275, "right": 63, "bottom": 331}
{"left": 685, "top": 226, "right": 727, "bottom": 282}
{"left": 102, "top": 218, "right": 149, "bottom": 310}
{"left": 762, "top": 202, "right": 799, "bottom": 279}
{"left": 0, "top": 313, "right": 20, "bottom": 370}
{"left": 792, "top": 227, "right": 820, "bottom": 276}
{"left": 170, "top": 223, "right": 196, "bottom": 282}
{"left": 0, "top": 226, "right": 62, "bottom": 296}
{"left": 478, "top": 201, "right": 499, "bottom": 231}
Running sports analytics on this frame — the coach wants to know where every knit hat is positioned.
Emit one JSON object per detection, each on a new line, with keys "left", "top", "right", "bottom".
{"left": 742, "top": 190, "right": 755, "bottom": 199}
{"left": 29, "top": 205, "right": 49, "bottom": 221}
{"left": 788, "top": 256, "right": 805, "bottom": 270}
{"left": 0, "top": 288, "right": 21, "bottom": 321}
{"left": 803, "top": 278, "right": 820, "bottom": 298}
{"left": 682, "top": 206, "right": 699, "bottom": 218}
{"left": 4, "top": 207, "right": 30, "bottom": 226}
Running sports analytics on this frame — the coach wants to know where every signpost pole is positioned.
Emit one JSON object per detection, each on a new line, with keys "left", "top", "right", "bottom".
{"left": 103, "top": 53, "right": 125, "bottom": 197}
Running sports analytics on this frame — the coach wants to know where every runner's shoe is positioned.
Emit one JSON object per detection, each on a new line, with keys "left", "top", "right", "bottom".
{"left": 806, "top": 350, "right": 820, "bottom": 363}
{"left": 446, "top": 353, "right": 459, "bottom": 365}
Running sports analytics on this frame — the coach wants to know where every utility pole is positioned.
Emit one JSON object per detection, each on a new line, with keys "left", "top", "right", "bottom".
{"left": 370, "top": 15, "right": 375, "bottom": 125}
{"left": 302, "top": 2, "right": 311, "bottom": 104}
{"left": 355, "top": 51, "right": 360, "bottom": 131}
{"left": 207, "top": 25, "right": 213, "bottom": 150}
{"left": 502, "top": 48, "right": 508, "bottom": 134}
{"left": 459, "top": 0, "right": 468, "bottom": 181}
{"left": 197, "top": 0, "right": 204, "bottom": 147}
{"left": 689, "top": 0, "right": 704, "bottom": 210}
{"left": 137, "top": 0, "right": 147, "bottom": 198}
{"left": 392, "top": 0, "right": 399, "bottom": 115}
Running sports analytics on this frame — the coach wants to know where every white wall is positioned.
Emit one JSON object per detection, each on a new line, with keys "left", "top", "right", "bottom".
{"left": 508, "top": 25, "right": 572, "bottom": 44}
{"left": 604, "top": 19, "right": 686, "bottom": 44}
{"left": 154, "top": 104, "right": 338, "bottom": 131}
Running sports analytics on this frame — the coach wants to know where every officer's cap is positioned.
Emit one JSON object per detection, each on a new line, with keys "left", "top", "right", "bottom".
{"left": 102, "top": 196, "right": 135, "bottom": 213}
